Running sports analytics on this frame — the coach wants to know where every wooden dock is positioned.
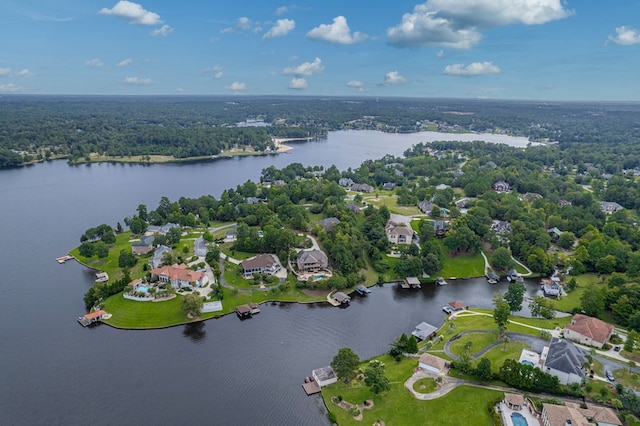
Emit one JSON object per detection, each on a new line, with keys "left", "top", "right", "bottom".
{"left": 302, "top": 381, "right": 321, "bottom": 395}
{"left": 249, "top": 303, "right": 261, "bottom": 314}
{"left": 56, "top": 255, "right": 74, "bottom": 264}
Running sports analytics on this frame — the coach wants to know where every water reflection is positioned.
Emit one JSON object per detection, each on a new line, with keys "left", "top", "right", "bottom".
{"left": 183, "top": 321, "right": 206, "bottom": 342}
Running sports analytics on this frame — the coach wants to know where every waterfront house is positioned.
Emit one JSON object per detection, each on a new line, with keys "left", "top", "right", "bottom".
{"left": 385, "top": 220, "right": 413, "bottom": 245}
{"left": 150, "top": 245, "right": 172, "bottom": 269}
{"left": 541, "top": 402, "right": 621, "bottom": 426}
{"left": 412, "top": 322, "right": 438, "bottom": 341}
{"left": 240, "top": 254, "right": 281, "bottom": 278}
{"left": 418, "top": 353, "right": 448, "bottom": 374}
{"left": 564, "top": 314, "right": 614, "bottom": 349}
{"left": 541, "top": 338, "right": 586, "bottom": 385}
{"left": 151, "top": 263, "right": 208, "bottom": 288}
{"left": 297, "top": 249, "right": 329, "bottom": 272}
{"left": 132, "top": 235, "right": 155, "bottom": 255}
{"left": 541, "top": 278, "right": 562, "bottom": 298}
{"left": 158, "top": 223, "right": 179, "bottom": 235}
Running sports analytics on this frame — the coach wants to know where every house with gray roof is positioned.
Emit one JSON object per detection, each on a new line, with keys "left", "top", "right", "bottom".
{"left": 350, "top": 183, "right": 374, "bottom": 193}
{"left": 241, "top": 254, "right": 281, "bottom": 278}
{"left": 418, "top": 200, "right": 434, "bottom": 215}
{"left": 150, "top": 245, "right": 172, "bottom": 269}
{"left": 542, "top": 338, "right": 586, "bottom": 385}
{"left": 411, "top": 322, "right": 438, "bottom": 341}
{"left": 600, "top": 201, "right": 624, "bottom": 214}
{"left": 132, "top": 235, "right": 155, "bottom": 255}
{"left": 338, "top": 177, "right": 354, "bottom": 187}
{"left": 194, "top": 236, "right": 208, "bottom": 257}
{"left": 297, "top": 249, "right": 329, "bottom": 272}
{"left": 319, "top": 217, "right": 341, "bottom": 231}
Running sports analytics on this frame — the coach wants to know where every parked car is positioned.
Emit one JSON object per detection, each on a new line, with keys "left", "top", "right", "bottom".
{"left": 606, "top": 371, "right": 615, "bottom": 381}
{"left": 614, "top": 345, "right": 621, "bottom": 352}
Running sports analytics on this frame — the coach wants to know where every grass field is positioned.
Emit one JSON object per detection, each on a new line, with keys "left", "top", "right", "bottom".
{"left": 365, "top": 196, "right": 422, "bottom": 216}
{"left": 322, "top": 355, "right": 502, "bottom": 426}
{"left": 70, "top": 232, "right": 147, "bottom": 281}
{"left": 439, "top": 252, "right": 485, "bottom": 278}
{"left": 547, "top": 274, "right": 602, "bottom": 313}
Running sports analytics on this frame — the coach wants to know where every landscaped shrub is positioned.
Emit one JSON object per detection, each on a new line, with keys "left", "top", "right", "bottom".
{"left": 487, "top": 397, "right": 503, "bottom": 426}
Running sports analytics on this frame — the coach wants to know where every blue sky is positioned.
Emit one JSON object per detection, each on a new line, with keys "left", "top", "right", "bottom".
{"left": 0, "top": 0, "right": 639, "bottom": 100}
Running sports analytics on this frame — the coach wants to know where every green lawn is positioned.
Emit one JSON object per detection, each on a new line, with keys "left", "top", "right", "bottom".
{"left": 322, "top": 355, "right": 502, "bottom": 426}
{"left": 70, "top": 232, "right": 147, "bottom": 281}
{"left": 439, "top": 252, "right": 485, "bottom": 278}
{"left": 412, "top": 378, "right": 437, "bottom": 393}
{"left": 102, "top": 294, "right": 195, "bottom": 328}
{"left": 365, "top": 196, "right": 422, "bottom": 216}
{"left": 548, "top": 274, "right": 603, "bottom": 313}
{"left": 481, "top": 342, "right": 530, "bottom": 373}
{"left": 449, "top": 332, "right": 497, "bottom": 357}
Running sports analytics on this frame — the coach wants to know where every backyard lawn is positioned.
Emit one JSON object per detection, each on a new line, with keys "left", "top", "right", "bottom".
{"left": 322, "top": 355, "right": 502, "bottom": 426}
{"left": 439, "top": 252, "right": 485, "bottom": 278}
{"left": 548, "top": 274, "right": 603, "bottom": 313}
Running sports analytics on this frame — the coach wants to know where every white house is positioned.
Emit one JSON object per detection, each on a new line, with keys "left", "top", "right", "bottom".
{"left": 385, "top": 220, "right": 413, "bottom": 245}
{"left": 312, "top": 366, "right": 338, "bottom": 387}
{"left": 240, "top": 254, "right": 281, "bottom": 278}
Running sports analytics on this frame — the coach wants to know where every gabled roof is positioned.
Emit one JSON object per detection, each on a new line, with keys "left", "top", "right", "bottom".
{"left": 544, "top": 338, "right": 586, "bottom": 377}
{"left": 151, "top": 263, "right": 204, "bottom": 283}
{"left": 241, "top": 254, "right": 277, "bottom": 270}
{"left": 297, "top": 249, "right": 328, "bottom": 266}
{"left": 448, "top": 300, "right": 466, "bottom": 310}
{"left": 319, "top": 217, "right": 341, "bottom": 229}
{"left": 418, "top": 353, "right": 447, "bottom": 370}
{"left": 84, "top": 310, "right": 106, "bottom": 320}
{"left": 565, "top": 314, "right": 614, "bottom": 344}
{"left": 132, "top": 235, "right": 155, "bottom": 247}
{"left": 413, "top": 322, "right": 438, "bottom": 339}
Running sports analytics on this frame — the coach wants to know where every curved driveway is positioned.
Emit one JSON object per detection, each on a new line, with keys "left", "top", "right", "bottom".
{"left": 444, "top": 330, "right": 549, "bottom": 360}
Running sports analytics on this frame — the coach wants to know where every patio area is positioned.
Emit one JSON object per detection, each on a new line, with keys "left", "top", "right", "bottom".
{"left": 498, "top": 399, "right": 540, "bottom": 426}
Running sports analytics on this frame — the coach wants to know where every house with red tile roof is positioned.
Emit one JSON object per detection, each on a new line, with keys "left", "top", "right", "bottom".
{"left": 564, "top": 314, "right": 614, "bottom": 349}
{"left": 151, "top": 263, "right": 208, "bottom": 289}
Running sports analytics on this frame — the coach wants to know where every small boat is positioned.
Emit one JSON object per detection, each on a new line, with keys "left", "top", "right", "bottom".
{"left": 487, "top": 278, "right": 498, "bottom": 284}
{"left": 436, "top": 277, "right": 448, "bottom": 286}
{"left": 486, "top": 271, "right": 500, "bottom": 283}
{"left": 449, "top": 277, "right": 457, "bottom": 280}
{"left": 355, "top": 284, "right": 371, "bottom": 295}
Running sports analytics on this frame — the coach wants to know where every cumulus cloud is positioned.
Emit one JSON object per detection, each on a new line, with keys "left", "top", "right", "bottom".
{"left": 384, "top": 71, "right": 407, "bottom": 85}
{"left": 222, "top": 16, "right": 262, "bottom": 34}
{"left": 0, "top": 68, "right": 10, "bottom": 76}
{"left": 117, "top": 58, "right": 133, "bottom": 67}
{"left": 0, "top": 83, "right": 23, "bottom": 92}
{"left": 18, "top": 69, "right": 31, "bottom": 77}
{"left": 151, "top": 24, "right": 173, "bottom": 37}
{"left": 123, "top": 76, "right": 151, "bottom": 85}
{"left": 387, "top": 0, "right": 572, "bottom": 49}
{"left": 86, "top": 58, "right": 104, "bottom": 68}
{"left": 443, "top": 61, "right": 500, "bottom": 76}
{"left": 205, "top": 65, "right": 224, "bottom": 79}
{"left": 288, "top": 78, "right": 308, "bottom": 90}
{"left": 99, "top": 1, "right": 161, "bottom": 25}
{"left": 606, "top": 26, "right": 640, "bottom": 46}
{"left": 306, "top": 16, "right": 368, "bottom": 45}
{"left": 227, "top": 81, "right": 247, "bottom": 91}
{"left": 283, "top": 57, "right": 324, "bottom": 76}
{"left": 263, "top": 19, "right": 295, "bottom": 39}
{"left": 347, "top": 80, "right": 363, "bottom": 88}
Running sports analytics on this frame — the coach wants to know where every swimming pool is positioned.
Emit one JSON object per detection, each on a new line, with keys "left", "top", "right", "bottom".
{"left": 137, "top": 285, "right": 149, "bottom": 293}
{"left": 313, "top": 275, "right": 324, "bottom": 281}
{"left": 511, "top": 412, "right": 528, "bottom": 426}
{"left": 521, "top": 360, "right": 535, "bottom": 367}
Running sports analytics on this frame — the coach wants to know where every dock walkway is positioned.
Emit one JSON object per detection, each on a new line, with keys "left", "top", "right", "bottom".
{"left": 302, "top": 381, "right": 321, "bottom": 395}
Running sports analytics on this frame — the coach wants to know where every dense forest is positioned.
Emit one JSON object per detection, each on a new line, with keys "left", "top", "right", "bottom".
{"left": 0, "top": 95, "right": 639, "bottom": 168}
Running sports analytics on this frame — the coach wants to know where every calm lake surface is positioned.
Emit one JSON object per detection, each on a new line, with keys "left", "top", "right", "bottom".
{"left": 0, "top": 130, "right": 539, "bottom": 425}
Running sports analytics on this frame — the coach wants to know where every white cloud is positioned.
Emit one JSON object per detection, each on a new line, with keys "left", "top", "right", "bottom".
{"left": 347, "top": 80, "right": 363, "bottom": 88}
{"left": 288, "top": 78, "right": 308, "bottom": 90}
{"left": 0, "top": 68, "right": 10, "bottom": 76}
{"left": 123, "top": 76, "right": 151, "bottom": 85}
{"left": 0, "top": 83, "right": 23, "bottom": 93}
{"left": 263, "top": 19, "right": 295, "bottom": 39}
{"left": 384, "top": 71, "right": 407, "bottom": 85}
{"left": 436, "top": 50, "right": 444, "bottom": 58}
{"left": 99, "top": 1, "right": 162, "bottom": 26}
{"left": 237, "top": 17, "right": 251, "bottom": 31}
{"left": 117, "top": 58, "right": 133, "bottom": 67}
{"left": 607, "top": 26, "right": 640, "bottom": 46}
{"left": 306, "top": 16, "right": 368, "bottom": 45}
{"left": 387, "top": 0, "right": 572, "bottom": 49}
{"left": 151, "top": 24, "right": 173, "bottom": 37}
{"left": 18, "top": 69, "right": 31, "bottom": 77}
{"left": 205, "top": 66, "right": 224, "bottom": 79}
{"left": 222, "top": 16, "right": 262, "bottom": 34}
{"left": 227, "top": 81, "right": 247, "bottom": 91}
{"left": 176, "top": 87, "right": 185, "bottom": 93}
{"left": 283, "top": 57, "right": 324, "bottom": 76}
{"left": 275, "top": 6, "right": 288, "bottom": 16}
{"left": 443, "top": 61, "right": 500, "bottom": 76}
{"left": 86, "top": 58, "right": 104, "bottom": 68}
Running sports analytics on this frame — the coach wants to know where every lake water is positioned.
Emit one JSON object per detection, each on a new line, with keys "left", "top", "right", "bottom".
{"left": 0, "top": 129, "right": 539, "bottom": 425}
